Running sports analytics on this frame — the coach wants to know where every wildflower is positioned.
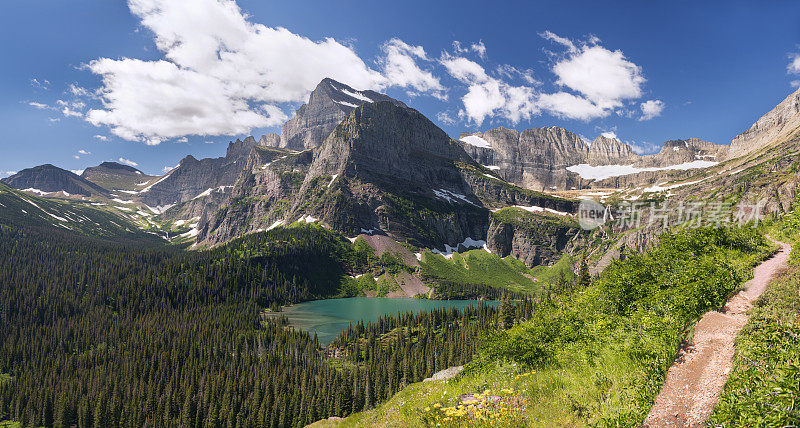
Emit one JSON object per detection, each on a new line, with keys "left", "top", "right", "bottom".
{"left": 433, "top": 403, "right": 441, "bottom": 408}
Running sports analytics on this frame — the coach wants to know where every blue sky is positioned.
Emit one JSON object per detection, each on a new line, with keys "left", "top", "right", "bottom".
{"left": 2, "top": 0, "right": 799, "bottom": 177}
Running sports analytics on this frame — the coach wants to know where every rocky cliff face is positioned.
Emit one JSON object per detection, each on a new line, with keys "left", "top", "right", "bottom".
{"left": 2, "top": 164, "right": 108, "bottom": 197}
{"left": 199, "top": 147, "right": 313, "bottom": 244}
{"left": 635, "top": 138, "right": 727, "bottom": 167}
{"left": 459, "top": 126, "right": 729, "bottom": 191}
{"left": 279, "top": 78, "right": 406, "bottom": 151}
{"left": 588, "top": 135, "right": 636, "bottom": 165}
{"left": 259, "top": 133, "right": 280, "bottom": 147}
{"left": 82, "top": 161, "right": 154, "bottom": 191}
{"left": 728, "top": 86, "right": 800, "bottom": 160}
{"left": 460, "top": 127, "right": 593, "bottom": 191}
{"left": 139, "top": 136, "right": 259, "bottom": 207}
{"left": 486, "top": 211, "right": 584, "bottom": 267}
{"left": 200, "top": 100, "right": 577, "bottom": 251}
{"left": 288, "top": 101, "right": 487, "bottom": 247}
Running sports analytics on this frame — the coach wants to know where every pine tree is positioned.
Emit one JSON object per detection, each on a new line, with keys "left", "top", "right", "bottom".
{"left": 578, "top": 252, "right": 591, "bottom": 289}
{"left": 498, "top": 294, "right": 514, "bottom": 329}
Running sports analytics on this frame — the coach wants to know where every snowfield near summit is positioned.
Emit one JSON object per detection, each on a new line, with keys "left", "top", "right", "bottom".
{"left": 567, "top": 160, "right": 718, "bottom": 181}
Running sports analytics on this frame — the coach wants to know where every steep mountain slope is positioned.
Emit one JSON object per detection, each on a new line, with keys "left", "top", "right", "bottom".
{"left": 81, "top": 161, "right": 155, "bottom": 191}
{"left": 635, "top": 138, "right": 726, "bottom": 167}
{"left": 460, "top": 127, "right": 590, "bottom": 191}
{"left": 137, "top": 136, "right": 258, "bottom": 207}
{"left": 589, "top": 135, "right": 637, "bottom": 165}
{"left": 200, "top": 100, "right": 578, "bottom": 260}
{"left": 0, "top": 182, "right": 162, "bottom": 244}
{"left": 460, "top": 129, "right": 728, "bottom": 191}
{"left": 199, "top": 146, "right": 314, "bottom": 243}
{"left": 280, "top": 78, "right": 406, "bottom": 150}
{"left": 728, "top": 86, "right": 800, "bottom": 160}
{"left": 2, "top": 164, "right": 109, "bottom": 197}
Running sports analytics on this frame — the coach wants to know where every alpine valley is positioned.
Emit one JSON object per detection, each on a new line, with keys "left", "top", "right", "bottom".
{"left": 3, "top": 76, "right": 800, "bottom": 428}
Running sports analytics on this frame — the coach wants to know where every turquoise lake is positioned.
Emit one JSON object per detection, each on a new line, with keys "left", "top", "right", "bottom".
{"left": 279, "top": 297, "right": 498, "bottom": 344}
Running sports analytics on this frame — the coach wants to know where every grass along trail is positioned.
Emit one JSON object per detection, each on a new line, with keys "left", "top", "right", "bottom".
{"left": 643, "top": 239, "right": 791, "bottom": 427}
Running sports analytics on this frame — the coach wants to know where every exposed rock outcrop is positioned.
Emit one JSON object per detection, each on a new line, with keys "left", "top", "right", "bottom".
{"left": 486, "top": 209, "right": 584, "bottom": 267}
{"left": 728, "top": 86, "right": 800, "bottom": 160}
{"left": 139, "top": 136, "right": 259, "bottom": 207}
{"left": 460, "top": 127, "right": 594, "bottom": 191}
{"left": 588, "top": 135, "right": 636, "bottom": 165}
{"left": 635, "top": 138, "right": 727, "bottom": 167}
{"left": 280, "top": 78, "right": 406, "bottom": 150}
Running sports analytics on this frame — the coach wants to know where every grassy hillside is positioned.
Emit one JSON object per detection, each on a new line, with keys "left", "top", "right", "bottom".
{"left": 420, "top": 249, "right": 574, "bottom": 298}
{"left": 0, "top": 182, "right": 163, "bottom": 245}
{"left": 318, "top": 227, "right": 773, "bottom": 427}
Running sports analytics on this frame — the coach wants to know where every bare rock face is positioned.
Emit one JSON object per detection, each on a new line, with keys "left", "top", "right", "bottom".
{"left": 486, "top": 211, "right": 583, "bottom": 267}
{"left": 259, "top": 133, "right": 280, "bottom": 147}
{"left": 290, "top": 101, "right": 489, "bottom": 247}
{"left": 460, "top": 127, "right": 592, "bottom": 191}
{"left": 2, "top": 164, "right": 108, "bottom": 197}
{"left": 588, "top": 135, "right": 636, "bottom": 165}
{"left": 199, "top": 147, "right": 313, "bottom": 245}
{"left": 728, "top": 86, "right": 800, "bottom": 160}
{"left": 279, "top": 78, "right": 406, "bottom": 151}
{"left": 140, "top": 136, "right": 259, "bottom": 207}
{"left": 635, "top": 138, "right": 727, "bottom": 167}
{"left": 81, "top": 162, "right": 154, "bottom": 191}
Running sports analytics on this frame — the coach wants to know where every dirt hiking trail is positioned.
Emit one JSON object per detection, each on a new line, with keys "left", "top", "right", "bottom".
{"left": 643, "top": 240, "right": 791, "bottom": 427}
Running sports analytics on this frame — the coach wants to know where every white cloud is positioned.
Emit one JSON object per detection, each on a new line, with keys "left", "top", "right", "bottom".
{"left": 73, "top": 155, "right": 80, "bottom": 159}
{"left": 162, "top": 165, "right": 177, "bottom": 173}
{"left": 789, "top": 53, "right": 800, "bottom": 74}
{"left": 600, "top": 131, "right": 618, "bottom": 139}
{"left": 28, "top": 102, "right": 49, "bottom": 110}
{"left": 442, "top": 55, "right": 539, "bottom": 125}
{"left": 381, "top": 38, "right": 445, "bottom": 99}
{"left": 2, "top": 171, "right": 18, "bottom": 177}
{"left": 118, "top": 157, "right": 139, "bottom": 167}
{"left": 442, "top": 32, "right": 650, "bottom": 124}
{"left": 537, "top": 91, "right": 607, "bottom": 121}
{"left": 470, "top": 41, "right": 487, "bottom": 60}
{"left": 541, "top": 31, "right": 577, "bottom": 52}
{"left": 78, "top": 150, "right": 91, "bottom": 155}
{"left": 86, "top": 58, "right": 279, "bottom": 144}
{"left": 30, "top": 78, "right": 51, "bottom": 90}
{"left": 69, "top": 84, "right": 92, "bottom": 97}
{"left": 452, "top": 41, "right": 487, "bottom": 60}
{"left": 62, "top": 107, "right": 83, "bottom": 118}
{"left": 792, "top": 80, "right": 800, "bottom": 88}
{"left": 94, "top": 135, "right": 109, "bottom": 141}
{"left": 628, "top": 141, "right": 661, "bottom": 155}
{"left": 550, "top": 41, "right": 644, "bottom": 110}
{"left": 639, "top": 99, "right": 665, "bottom": 121}
{"left": 84, "top": 0, "right": 443, "bottom": 144}
{"left": 70, "top": 169, "right": 85, "bottom": 176}
{"left": 436, "top": 111, "right": 456, "bottom": 125}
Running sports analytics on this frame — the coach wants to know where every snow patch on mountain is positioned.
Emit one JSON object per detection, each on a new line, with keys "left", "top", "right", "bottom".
{"left": 460, "top": 135, "right": 492, "bottom": 149}
{"left": 567, "top": 160, "right": 718, "bottom": 181}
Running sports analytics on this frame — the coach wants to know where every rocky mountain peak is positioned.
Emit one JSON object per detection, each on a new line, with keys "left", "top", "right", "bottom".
{"left": 279, "top": 78, "right": 406, "bottom": 151}
{"left": 259, "top": 133, "right": 280, "bottom": 147}
{"left": 86, "top": 161, "right": 143, "bottom": 175}
{"left": 588, "top": 135, "right": 635, "bottom": 165}
{"left": 2, "top": 164, "right": 108, "bottom": 197}
{"left": 728, "top": 86, "right": 800, "bottom": 160}
{"left": 225, "top": 136, "right": 258, "bottom": 159}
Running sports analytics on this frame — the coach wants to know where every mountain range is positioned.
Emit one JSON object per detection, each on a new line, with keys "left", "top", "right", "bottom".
{"left": 3, "top": 78, "right": 800, "bottom": 281}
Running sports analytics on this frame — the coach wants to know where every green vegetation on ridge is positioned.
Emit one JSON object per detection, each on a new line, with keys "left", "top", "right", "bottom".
{"left": 321, "top": 227, "right": 773, "bottom": 427}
